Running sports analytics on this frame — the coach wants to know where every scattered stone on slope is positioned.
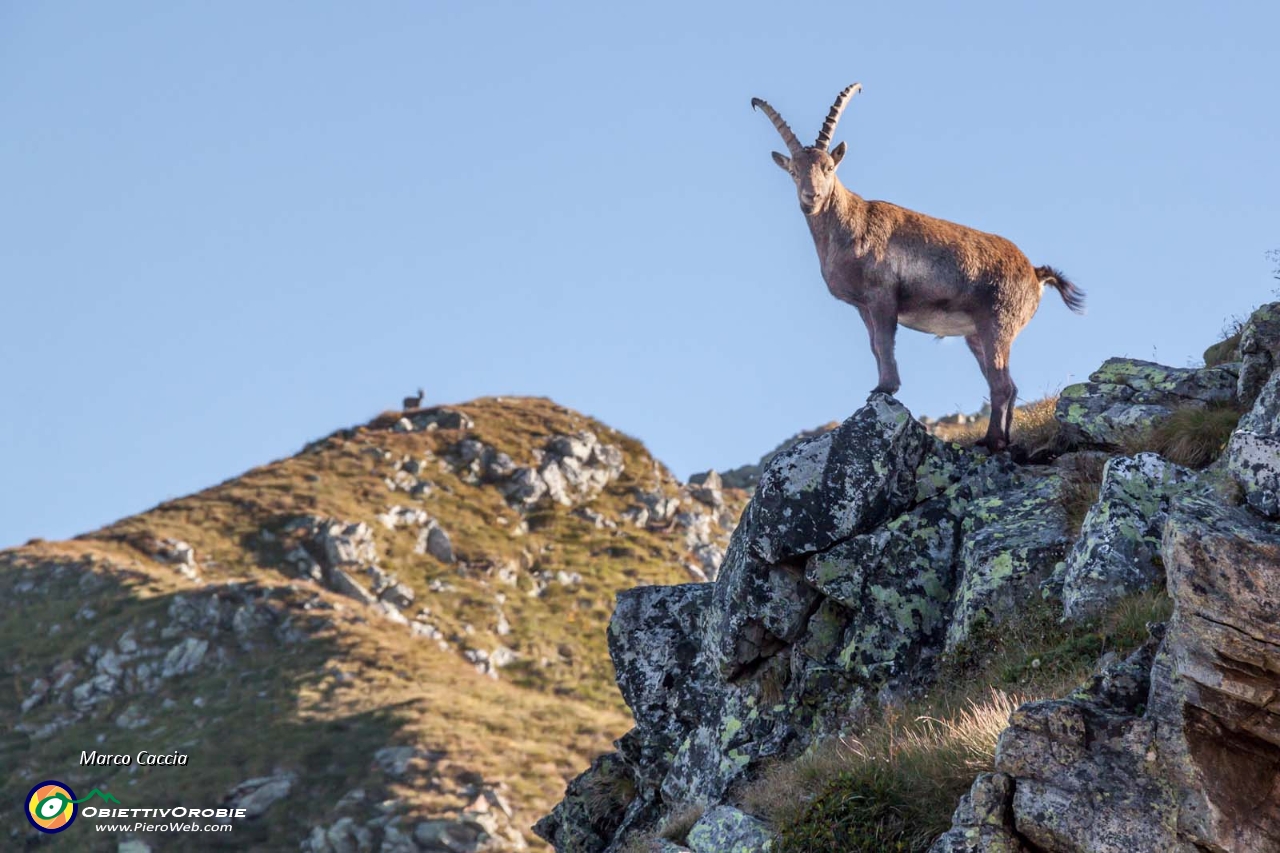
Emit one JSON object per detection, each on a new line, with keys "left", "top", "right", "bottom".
{"left": 501, "top": 431, "right": 625, "bottom": 509}
{"left": 415, "top": 521, "right": 455, "bottom": 563}
{"left": 225, "top": 772, "right": 297, "bottom": 818}
{"left": 160, "top": 637, "right": 209, "bottom": 678}
{"left": 1237, "top": 301, "right": 1280, "bottom": 407}
{"left": 1055, "top": 358, "right": 1239, "bottom": 448}
{"left": 407, "top": 407, "right": 475, "bottom": 432}
{"left": 1228, "top": 365, "right": 1280, "bottom": 518}
{"left": 1055, "top": 452, "right": 1197, "bottom": 618}
{"left": 153, "top": 538, "right": 201, "bottom": 581}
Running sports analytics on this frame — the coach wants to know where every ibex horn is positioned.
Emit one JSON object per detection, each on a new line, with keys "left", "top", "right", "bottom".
{"left": 751, "top": 97, "right": 802, "bottom": 156}
{"left": 814, "top": 83, "right": 862, "bottom": 150}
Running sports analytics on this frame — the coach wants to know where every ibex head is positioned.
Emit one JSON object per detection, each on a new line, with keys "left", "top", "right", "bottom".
{"left": 752, "top": 83, "right": 861, "bottom": 215}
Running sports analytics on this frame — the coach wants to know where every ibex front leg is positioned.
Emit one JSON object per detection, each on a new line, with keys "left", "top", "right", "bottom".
{"left": 858, "top": 304, "right": 901, "bottom": 395}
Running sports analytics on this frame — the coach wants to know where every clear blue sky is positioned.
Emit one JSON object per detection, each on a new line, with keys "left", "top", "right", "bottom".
{"left": 2, "top": 2, "right": 1277, "bottom": 547}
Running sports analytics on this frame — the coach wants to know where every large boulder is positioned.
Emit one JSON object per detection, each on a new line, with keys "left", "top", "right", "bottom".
{"left": 1058, "top": 453, "right": 1197, "bottom": 619}
{"left": 946, "top": 474, "right": 1072, "bottom": 651}
{"left": 1055, "top": 358, "right": 1239, "bottom": 448}
{"left": 1149, "top": 495, "right": 1280, "bottom": 850}
{"left": 993, "top": 645, "right": 1189, "bottom": 852}
{"left": 1228, "top": 367, "right": 1280, "bottom": 518}
{"left": 741, "top": 394, "right": 929, "bottom": 564}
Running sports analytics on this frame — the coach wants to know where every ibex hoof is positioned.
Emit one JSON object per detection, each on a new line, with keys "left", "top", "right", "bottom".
{"left": 870, "top": 385, "right": 900, "bottom": 396}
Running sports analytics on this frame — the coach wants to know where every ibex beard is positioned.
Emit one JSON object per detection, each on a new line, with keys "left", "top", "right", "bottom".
{"left": 753, "top": 83, "right": 1085, "bottom": 451}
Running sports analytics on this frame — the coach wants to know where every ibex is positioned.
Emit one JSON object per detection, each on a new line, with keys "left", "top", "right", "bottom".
{"left": 403, "top": 388, "right": 424, "bottom": 410}
{"left": 753, "top": 84, "right": 1085, "bottom": 450}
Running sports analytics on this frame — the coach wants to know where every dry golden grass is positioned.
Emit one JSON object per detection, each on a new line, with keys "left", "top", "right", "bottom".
{"left": 930, "top": 395, "right": 1061, "bottom": 457}
{"left": 743, "top": 690, "right": 1027, "bottom": 853}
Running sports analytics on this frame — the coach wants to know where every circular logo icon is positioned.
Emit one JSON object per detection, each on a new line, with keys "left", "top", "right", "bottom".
{"left": 26, "top": 780, "right": 77, "bottom": 834}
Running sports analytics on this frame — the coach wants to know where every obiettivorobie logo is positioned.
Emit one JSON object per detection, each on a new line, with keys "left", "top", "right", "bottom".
{"left": 26, "top": 781, "right": 120, "bottom": 834}
{"left": 25, "top": 779, "right": 247, "bottom": 837}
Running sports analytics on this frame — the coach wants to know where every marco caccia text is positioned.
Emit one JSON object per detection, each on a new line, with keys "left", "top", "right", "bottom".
{"left": 80, "top": 750, "right": 189, "bottom": 766}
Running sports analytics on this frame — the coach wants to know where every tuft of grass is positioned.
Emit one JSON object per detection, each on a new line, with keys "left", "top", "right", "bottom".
{"left": 658, "top": 804, "right": 705, "bottom": 844}
{"left": 1057, "top": 453, "right": 1108, "bottom": 536}
{"left": 744, "top": 590, "right": 1173, "bottom": 853}
{"left": 1148, "top": 405, "right": 1244, "bottom": 468}
{"left": 1123, "top": 404, "right": 1244, "bottom": 469}
{"left": 1203, "top": 331, "right": 1242, "bottom": 367}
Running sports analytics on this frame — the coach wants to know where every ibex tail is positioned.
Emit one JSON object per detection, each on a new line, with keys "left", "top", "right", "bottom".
{"left": 1036, "top": 265, "right": 1086, "bottom": 314}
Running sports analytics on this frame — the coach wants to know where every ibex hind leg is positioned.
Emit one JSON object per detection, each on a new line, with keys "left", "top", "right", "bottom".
{"left": 970, "top": 331, "right": 1016, "bottom": 451}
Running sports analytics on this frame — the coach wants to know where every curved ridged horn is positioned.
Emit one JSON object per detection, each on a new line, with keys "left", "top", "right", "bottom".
{"left": 751, "top": 97, "right": 802, "bottom": 156}
{"left": 814, "top": 83, "right": 862, "bottom": 150}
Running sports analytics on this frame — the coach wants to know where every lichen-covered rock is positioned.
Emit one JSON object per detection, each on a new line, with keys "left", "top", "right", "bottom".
{"left": 1237, "top": 301, "right": 1280, "bottom": 407}
{"left": 946, "top": 474, "right": 1071, "bottom": 650}
{"left": 708, "top": 536, "right": 820, "bottom": 678}
{"left": 912, "top": 438, "right": 1021, "bottom": 506}
{"left": 803, "top": 496, "right": 957, "bottom": 683}
{"left": 1055, "top": 358, "right": 1239, "bottom": 448}
{"left": 742, "top": 393, "right": 929, "bottom": 564}
{"left": 685, "top": 806, "right": 774, "bottom": 853}
{"left": 1228, "top": 367, "right": 1280, "bottom": 517}
{"left": 608, "top": 584, "right": 715, "bottom": 784}
{"left": 1059, "top": 453, "right": 1197, "bottom": 618}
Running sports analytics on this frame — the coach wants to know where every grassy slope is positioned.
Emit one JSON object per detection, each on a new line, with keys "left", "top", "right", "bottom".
{"left": 1, "top": 396, "right": 746, "bottom": 851}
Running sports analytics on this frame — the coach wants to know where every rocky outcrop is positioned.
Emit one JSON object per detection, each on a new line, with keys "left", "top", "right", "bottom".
{"left": 538, "top": 396, "right": 1075, "bottom": 852}
{"left": 543, "top": 337, "right": 1280, "bottom": 853}
{"left": 1055, "top": 358, "right": 1239, "bottom": 448}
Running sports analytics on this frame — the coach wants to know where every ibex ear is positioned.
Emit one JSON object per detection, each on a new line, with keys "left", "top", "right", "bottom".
{"left": 771, "top": 151, "right": 791, "bottom": 171}
{"left": 830, "top": 141, "right": 847, "bottom": 167}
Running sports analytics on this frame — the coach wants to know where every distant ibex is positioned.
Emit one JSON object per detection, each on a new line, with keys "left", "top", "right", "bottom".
{"left": 403, "top": 388, "right": 424, "bottom": 410}
{"left": 753, "top": 84, "right": 1085, "bottom": 450}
